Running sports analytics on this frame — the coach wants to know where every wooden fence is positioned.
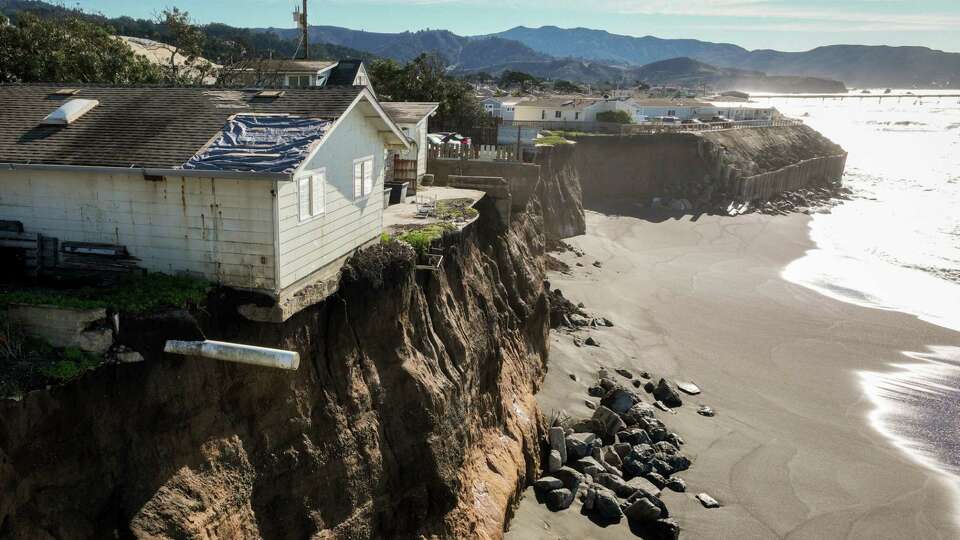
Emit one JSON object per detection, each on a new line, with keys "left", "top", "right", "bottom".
{"left": 620, "top": 118, "right": 804, "bottom": 135}
{"left": 492, "top": 117, "right": 802, "bottom": 135}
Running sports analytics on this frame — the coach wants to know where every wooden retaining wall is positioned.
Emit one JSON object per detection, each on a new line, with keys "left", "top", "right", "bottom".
{"left": 735, "top": 154, "right": 847, "bottom": 201}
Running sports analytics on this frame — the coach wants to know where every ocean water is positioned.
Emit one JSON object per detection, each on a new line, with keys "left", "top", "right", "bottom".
{"left": 771, "top": 92, "right": 960, "bottom": 501}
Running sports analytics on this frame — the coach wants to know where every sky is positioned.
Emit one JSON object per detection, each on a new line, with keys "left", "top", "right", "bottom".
{"left": 70, "top": 0, "right": 960, "bottom": 53}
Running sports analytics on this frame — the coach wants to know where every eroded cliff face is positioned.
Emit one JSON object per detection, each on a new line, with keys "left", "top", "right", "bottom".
{"left": 0, "top": 182, "right": 575, "bottom": 538}
{"left": 571, "top": 125, "right": 846, "bottom": 207}
{"left": 534, "top": 145, "right": 586, "bottom": 240}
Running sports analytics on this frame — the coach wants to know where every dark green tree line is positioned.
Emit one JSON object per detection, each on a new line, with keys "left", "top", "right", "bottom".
{"left": 369, "top": 53, "right": 489, "bottom": 128}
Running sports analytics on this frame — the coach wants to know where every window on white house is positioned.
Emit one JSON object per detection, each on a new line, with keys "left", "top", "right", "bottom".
{"left": 575, "top": 112, "right": 580, "bottom": 120}
{"left": 668, "top": 110, "right": 676, "bottom": 116}
{"left": 541, "top": 110, "right": 546, "bottom": 120}
{"left": 555, "top": 111, "right": 562, "bottom": 119}
{"left": 298, "top": 170, "right": 326, "bottom": 221}
{"left": 288, "top": 75, "right": 312, "bottom": 88}
{"left": 353, "top": 156, "right": 375, "bottom": 199}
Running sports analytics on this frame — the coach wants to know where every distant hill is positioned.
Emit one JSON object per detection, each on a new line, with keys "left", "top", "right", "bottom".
{"left": 453, "top": 58, "right": 629, "bottom": 84}
{"left": 494, "top": 26, "right": 747, "bottom": 67}
{"left": 261, "top": 26, "right": 549, "bottom": 70}
{"left": 633, "top": 57, "right": 847, "bottom": 93}
{"left": 492, "top": 26, "right": 960, "bottom": 88}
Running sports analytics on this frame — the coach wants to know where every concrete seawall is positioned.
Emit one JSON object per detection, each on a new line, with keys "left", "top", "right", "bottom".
{"left": 570, "top": 125, "right": 847, "bottom": 207}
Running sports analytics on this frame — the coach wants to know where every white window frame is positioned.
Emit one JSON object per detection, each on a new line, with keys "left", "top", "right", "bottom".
{"left": 353, "top": 155, "right": 375, "bottom": 199}
{"left": 297, "top": 168, "right": 326, "bottom": 222}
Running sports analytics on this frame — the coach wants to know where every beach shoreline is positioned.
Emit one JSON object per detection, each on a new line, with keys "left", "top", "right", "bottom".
{"left": 507, "top": 207, "right": 959, "bottom": 539}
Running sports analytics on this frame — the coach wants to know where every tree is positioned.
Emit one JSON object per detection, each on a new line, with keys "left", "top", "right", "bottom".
{"left": 553, "top": 79, "right": 582, "bottom": 93}
{"left": 596, "top": 110, "right": 633, "bottom": 124}
{"left": 156, "top": 7, "right": 212, "bottom": 85}
{"left": 369, "top": 54, "right": 488, "bottom": 128}
{"left": 498, "top": 70, "right": 541, "bottom": 91}
{"left": 0, "top": 12, "right": 161, "bottom": 84}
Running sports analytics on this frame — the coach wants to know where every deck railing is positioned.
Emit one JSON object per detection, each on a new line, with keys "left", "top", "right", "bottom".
{"left": 428, "top": 144, "right": 520, "bottom": 162}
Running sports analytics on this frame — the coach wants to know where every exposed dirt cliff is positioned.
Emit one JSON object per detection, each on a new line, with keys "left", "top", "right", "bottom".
{"left": 571, "top": 125, "right": 846, "bottom": 208}
{"left": 534, "top": 145, "right": 586, "bottom": 240}
{"left": 0, "top": 168, "right": 583, "bottom": 538}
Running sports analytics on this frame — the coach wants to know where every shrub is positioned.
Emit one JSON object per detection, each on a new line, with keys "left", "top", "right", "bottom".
{"left": 596, "top": 110, "right": 633, "bottom": 124}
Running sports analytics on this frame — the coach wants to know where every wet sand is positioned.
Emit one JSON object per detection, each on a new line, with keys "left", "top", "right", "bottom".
{"left": 507, "top": 208, "right": 960, "bottom": 539}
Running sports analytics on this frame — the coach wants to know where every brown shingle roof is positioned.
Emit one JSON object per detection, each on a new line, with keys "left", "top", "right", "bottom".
{"left": 381, "top": 102, "right": 439, "bottom": 123}
{"left": 0, "top": 84, "right": 363, "bottom": 169}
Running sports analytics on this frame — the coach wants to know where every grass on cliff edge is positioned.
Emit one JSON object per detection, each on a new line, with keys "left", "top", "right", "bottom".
{"left": 0, "top": 317, "right": 102, "bottom": 399}
{"left": 386, "top": 222, "right": 456, "bottom": 256}
{"left": 0, "top": 273, "right": 212, "bottom": 313}
{"left": 535, "top": 134, "right": 575, "bottom": 146}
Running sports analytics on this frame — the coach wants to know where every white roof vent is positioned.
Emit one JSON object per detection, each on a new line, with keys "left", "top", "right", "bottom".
{"left": 41, "top": 98, "right": 100, "bottom": 126}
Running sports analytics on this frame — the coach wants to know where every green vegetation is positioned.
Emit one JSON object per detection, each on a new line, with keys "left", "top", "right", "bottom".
{"left": 553, "top": 79, "right": 582, "bottom": 93}
{"left": 0, "top": 318, "right": 102, "bottom": 397}
{"left": 369, "top": 54, "right": 490, "bottom": 128}
{"left": 396, "top": 223, "right": 455, "bottom": 256}
{"left": 596, "top": 110, "right": 634, "bottom": 124}
{"left": 435, "top": 199, "right": 479, "bottom": 222}
{"left": 498, "top": 70, "right": 542, "bottom": 91}
{"left": 39, "top": 347, "right": 101, "bottom": 382}
{"left": 0, "top": 1, "right": 373, "bottom": 74}
{"left": 0, "top": 273, "right": 211, "bottom": 313}
{"left": 535, "top": 134, "right": 574, "bottom": 146}
{"left": 0, "top": 11, "right": 162, "bottom": 84}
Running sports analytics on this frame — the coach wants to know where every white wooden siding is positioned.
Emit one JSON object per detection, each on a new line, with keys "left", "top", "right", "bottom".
{"left": 0, "top": 170, "right": 277, "bottom": 289}
{"left": 396, "top": 120, "right": 429, "bottom": 178}
{"left": 275, "top": 104, "right": 386, "bottom": 288}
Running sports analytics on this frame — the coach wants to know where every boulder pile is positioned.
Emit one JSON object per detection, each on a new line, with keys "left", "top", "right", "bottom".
{"left": 727, "top": 186, "right": 853, "bottom": 216}
{"left": 548, "top": 288, "right": 614, "bottom": 335}
{"left": 533, "top": 368, "right": 715, "bottom": 539}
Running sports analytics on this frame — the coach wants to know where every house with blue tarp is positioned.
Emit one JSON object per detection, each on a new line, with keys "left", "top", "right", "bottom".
{"left": 0, "top": 85, "right": 409, "bottom": 320}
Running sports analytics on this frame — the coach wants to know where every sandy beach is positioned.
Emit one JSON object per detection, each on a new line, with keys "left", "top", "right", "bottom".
{"left": 507, "top": 207, "right": 960, "bottom": 539}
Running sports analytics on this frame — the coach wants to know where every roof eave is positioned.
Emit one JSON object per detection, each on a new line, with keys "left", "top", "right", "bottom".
{"left": 0, "top": 162, "right": 291, "bottom": 181}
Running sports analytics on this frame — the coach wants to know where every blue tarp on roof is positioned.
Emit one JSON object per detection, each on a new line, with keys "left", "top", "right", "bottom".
{"left": 181, "top": 114, "right": 332, "bottom": 174}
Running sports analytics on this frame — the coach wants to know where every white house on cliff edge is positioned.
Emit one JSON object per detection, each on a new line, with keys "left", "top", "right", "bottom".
{"left": 0, "top": 85, "right": 408, "bottom": 321}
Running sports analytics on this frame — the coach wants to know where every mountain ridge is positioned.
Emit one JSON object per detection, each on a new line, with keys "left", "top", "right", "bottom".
{"left": 491, "top": 25, "right": 960, "bottom": 88}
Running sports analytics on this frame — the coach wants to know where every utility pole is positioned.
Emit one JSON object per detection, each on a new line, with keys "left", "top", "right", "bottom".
{"left": 301, "top": 0, "right": 309, "bottom": 59}
{"left": 294, "top": 0, "right": 309, "bottom": 59}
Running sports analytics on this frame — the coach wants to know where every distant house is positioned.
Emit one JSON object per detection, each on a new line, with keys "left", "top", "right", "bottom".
{"left": 242, "top": 59, "right": 338, "bottom": 88}
{"left": 235, "top": 59, "right": 372, "bottom": 90}
{"left": 511, "top": 97, "right": 602, "bottom": 122}
{"left": 0, "top": 85, "right": 408, "bottom": 314}
{"left": 704, "top": 96, "right": 778, "bottom": 121}
{"left": 498, "top": 97, "right": 529, "bottom": 121}
{"left": 628, "top": 98, "right": 719, "bottom": 121}
{"left": 480, "top": 97, "right": 503, "bottom": 117}
{"left": 381, "top": 102, "right": 440, "bottom": 182}
{"left": 326, "top": 59, "right": 372, "bottom": 88}
{"left": 506, "top": 97, "right": 646, "bottom": 124}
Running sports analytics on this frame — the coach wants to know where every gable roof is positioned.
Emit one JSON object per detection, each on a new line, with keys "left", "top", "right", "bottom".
{"left": 518, "top": 97, "right": 600, "bottom": 109}
{"left": 254, "top": 59, "right": 338, "bottom": 73}
{"left": 381, "top": 102, "right": 439, "bottom": 124}
{"left": 326, "top": 59, "right": 364, "bottom": 86}
{"left": 631, "top": 98, "right": 712, "bottom": 107}
{"left": 0, "top": 85, "right": 404, "bottom": 175}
